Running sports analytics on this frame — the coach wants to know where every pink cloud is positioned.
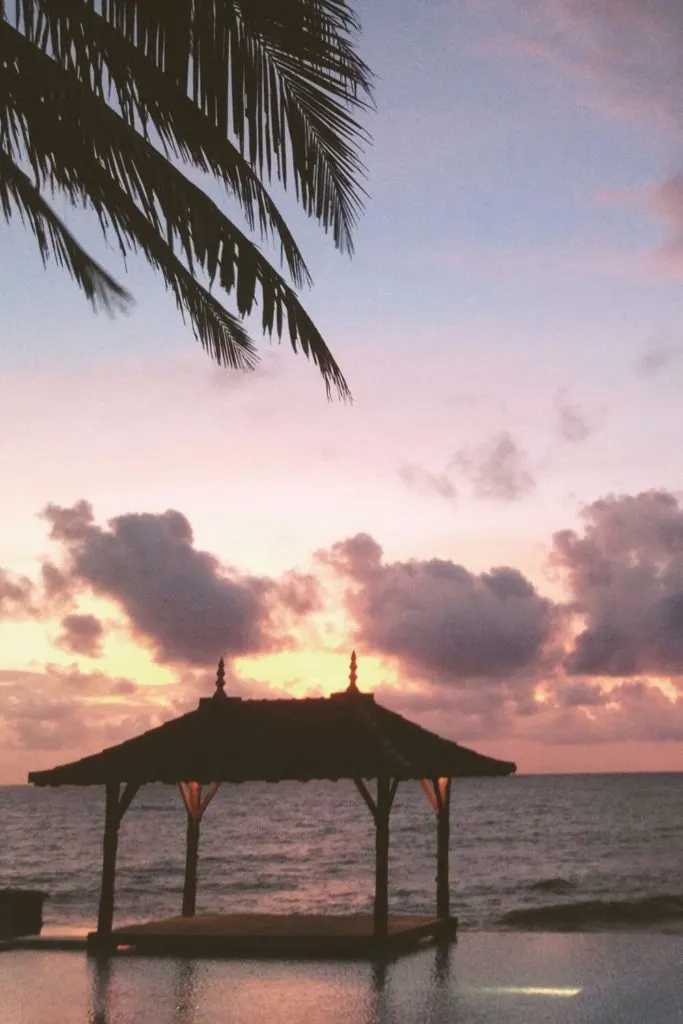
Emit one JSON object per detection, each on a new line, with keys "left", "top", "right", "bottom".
{"left": 3, "top": 490, "right": 683, "bottom": 776}
{"left": 473, "top": 0, "right": 683, "bottom": 134}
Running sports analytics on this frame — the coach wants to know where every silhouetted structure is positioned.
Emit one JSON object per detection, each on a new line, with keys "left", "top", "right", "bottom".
{"left": 29, "top": 654, "right": 515, "bottom": 956}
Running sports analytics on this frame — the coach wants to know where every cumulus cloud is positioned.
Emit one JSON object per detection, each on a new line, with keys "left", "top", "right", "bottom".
{"left": 551, "top": 490, "right": 683, "bottom": 676}
{"left": 450, "top": 432, "right": 536, "bottom": 501}
{"left": 318, "top": 532, "right": 384, "bottom": 582}
{"left": 398, "top": 463, "right": 457, "bottom": 503}
{"left": 554, "top": 391, "right": 593, "bottom": 443}
{"left": 275, "top": 572, "right": 323, "bottom": 616}
{"left": 317, "top": 513, "right": 683, "bottom": 749}
{"left": 40, "top": 501, "right": 315, "bottom": 667}
{"left": 323, "top": 533, "right": 556, "bottom": 684}
{"left": 0, "top": 569, "right": 36, "bottom": 617}
{"left": 56, "top": 614, "right": 104, "bottom": 657}
{"left": 6, "top": 490, "right": 683, "bottom": 767}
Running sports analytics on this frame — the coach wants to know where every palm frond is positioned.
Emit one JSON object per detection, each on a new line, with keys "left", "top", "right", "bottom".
{"left": 1, "top": 18, "right": 350, "bottom": 395}
{"left": 13, "top": 0, "right": 373, "bottom": 253}
{"left": 232, "top": 0, "right": 373, "bottom": 253}
{"left": 10, "top": 0, "right": 314, "bottom": 288}
{"left": 0, "top": 149, "right": 130, "bottom": 314}
{"left": 1, "top": 0, "right": 369, "bottom": 397}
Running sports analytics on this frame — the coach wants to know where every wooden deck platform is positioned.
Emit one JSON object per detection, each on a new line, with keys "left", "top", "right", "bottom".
{"left": 90, "top": 913, "right": 458, "bottom": 958}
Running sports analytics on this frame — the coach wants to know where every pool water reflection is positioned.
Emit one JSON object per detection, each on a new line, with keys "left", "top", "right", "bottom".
{"left": 1, "top": 933, "right": 682, "bottom": 1024}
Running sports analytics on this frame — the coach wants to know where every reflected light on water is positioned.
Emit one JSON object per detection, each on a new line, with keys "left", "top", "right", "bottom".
{"left": 478, "top": 986, "right": 582, "bottom": 997}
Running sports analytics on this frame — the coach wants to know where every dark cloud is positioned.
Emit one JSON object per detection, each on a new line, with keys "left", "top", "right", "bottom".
{"left": 556, "top": 680, "right": 607, "bottom": 707}
{"left": 56, "top": 614, "right": 104, "bottom": 657}
{"left": 0, "top": 569, "right": 35, "bottom": 618}
{"left": 273, "top": 571, "right": 322, "bottom": 616}
{"left": 7, "top": 490, "right": 683, "bottom": 766}
{"left": 41, "top": 501, "right": 311, "bottom": 667}
{"left": 323, "top": 534, "right": 556, "bottom": 683}
{"left": 398, "top": 463, "right": 457, "bottom": 503}
{"left": 40, "top": 561, "right": 73, "bottom": 602}
{"left": 318, "top": 519, "right": 683, "bottom": 748}
{"left": 450, "top": 432, "right": 535, "bottom": 501}
{"left": 554, "top": 391, "right": 593, "bottom": 443}
{"left": 318, "top": 532, "right": 384, "bottom": 582}
{"left": 552, "top": 490, "right": 683, "bottom": 676}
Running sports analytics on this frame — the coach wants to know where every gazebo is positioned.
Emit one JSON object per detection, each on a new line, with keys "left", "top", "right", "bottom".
{"left": 29, "top": 654, "right": 515, "bottom": 956}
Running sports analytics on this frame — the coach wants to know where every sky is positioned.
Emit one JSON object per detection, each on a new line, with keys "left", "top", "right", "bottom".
{"left": 3, "top": 0, "right": 683, "bottom": 781}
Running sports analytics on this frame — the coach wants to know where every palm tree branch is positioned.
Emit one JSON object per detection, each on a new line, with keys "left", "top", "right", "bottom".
{"left": 75, "top": 161, "right": 344, "bottom": 386}
{"left": 212, "top": 1, "right": 374, "bottom": 254}
{"left": 8, "top": 0, "right": 313, "bottom": 288}
{"left": 13, "top": 0, "right": 373, "bottom": 253}
{"left": 1, "top": 19, "right": 350, "bottom": 396}
{"left": 0, "top": 147, "right": 130, "bottom": 313}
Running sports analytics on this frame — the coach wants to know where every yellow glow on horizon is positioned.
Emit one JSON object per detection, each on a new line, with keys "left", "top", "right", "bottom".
{"left": 98, "top": 639, "right": 175, "bottom": 686}
{"left": 0, "top": 619, "right": 68, "bottom": 667}
{"left": 0, "top": 608, "right": 174, "bottom": 688}
{"left": 233, "top": 648, "right": 402, "bottom": 697}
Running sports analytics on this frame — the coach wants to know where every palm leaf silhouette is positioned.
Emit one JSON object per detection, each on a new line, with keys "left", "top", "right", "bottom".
{"left": 0, "top": 0, "right": 372, "bottom": 397}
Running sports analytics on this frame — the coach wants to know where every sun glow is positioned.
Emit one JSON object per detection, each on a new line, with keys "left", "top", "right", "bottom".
{"left": 233, "top": 648, "right": 398, "bottom": 697}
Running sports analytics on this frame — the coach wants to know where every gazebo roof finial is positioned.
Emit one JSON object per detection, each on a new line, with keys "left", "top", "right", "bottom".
{"left": 348, "top": 650, "right": 359, "bottom": 693}
{"left": 215, "top": 657, "right": 226, "bottom": 695}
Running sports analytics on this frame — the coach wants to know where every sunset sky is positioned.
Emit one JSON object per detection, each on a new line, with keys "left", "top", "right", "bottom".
{"left": 3, "top": 0, "right": 683, "bottom": 781}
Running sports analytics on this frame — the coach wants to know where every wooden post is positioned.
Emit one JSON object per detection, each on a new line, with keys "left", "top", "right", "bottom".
{"left": 354, "top": 777, "right": 398, "bottom": 939}
{"left": 97, "top": 783, "right": 121, "bottom": 937}
{"left": 178, "top": 781, "right": 220, "bottom": 918}
{"left": 374, "top": 776, "right": 390, "bottom": 938}
{"left": 182, "top": 814, "right": 200, "bottom": 918}
{"left": 435, "top": 777, "right": 451, "bottom": 921}
{"left": 96, "top": 781, "right": 141, "bottom": 938}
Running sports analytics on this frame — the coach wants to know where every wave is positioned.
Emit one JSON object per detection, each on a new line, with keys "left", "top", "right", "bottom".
{"left": 498, "top": 893, "right": 683, "bottom": 931}
{"left": 526, "top": 877, "right": 577, "bottom": 895}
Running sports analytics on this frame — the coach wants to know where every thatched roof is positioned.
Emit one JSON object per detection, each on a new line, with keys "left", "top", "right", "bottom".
{"left": 29, "top": 661, "right": 516, "bottom": 786}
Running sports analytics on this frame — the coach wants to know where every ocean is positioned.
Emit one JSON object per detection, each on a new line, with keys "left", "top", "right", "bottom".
{"left": 2, "top": 774, "right": 683, "bottom": 934}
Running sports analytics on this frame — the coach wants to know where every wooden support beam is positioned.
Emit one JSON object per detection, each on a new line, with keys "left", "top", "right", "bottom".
{"left": 200, "top": 781, "right": 221, "bottom": 815}
{"left": 420, "top": 778, "right": 439, "bottom": 813}
{"left": 178, "top": 781, "right": 221, "bottom": 918}
{"left": 354, "top": 778, "right": 399, "bottom": 939}
{"left": 95, "top": 780, "right": 141, "bottom": 936}
{"left": 374, "top": 776, "right": 391, "bottom": 938}
{"left": 388, "top": 778, "right": 399, "bottom": 809}
{"left": 117, "top": 782, "right": 141, "bottom": 823}
{"left": 420, "top": 776, "right": 448, "bottom": 814}
{"left": 435, "top": 777, "right": 452, "bottom": 921}
{"left": 96, "top": 782, "right": 120, "bottom": 936}
{"left": 353, "top": 778, "right": 377, "bottom": 822}
{"left": 182, "top": 813, "right": 200, "bottom": 918}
